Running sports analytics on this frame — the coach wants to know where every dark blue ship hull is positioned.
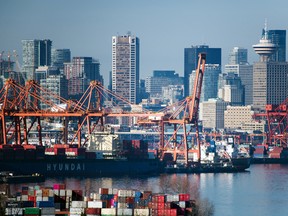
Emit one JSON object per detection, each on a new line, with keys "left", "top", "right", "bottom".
{"left": 0, "top": 157, "right": 161, "bottom": 177}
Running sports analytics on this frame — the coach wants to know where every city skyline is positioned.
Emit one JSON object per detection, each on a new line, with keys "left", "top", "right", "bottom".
{"left": 1, "top": 0, "right": 288, "bottom": 86}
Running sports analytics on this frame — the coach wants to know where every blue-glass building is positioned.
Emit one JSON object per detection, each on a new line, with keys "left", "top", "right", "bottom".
{"left": 184, "top": 45, "right": 221, "bottom": 97}
{"left": 268, "top": 30, "right": 286, "bottom": 62}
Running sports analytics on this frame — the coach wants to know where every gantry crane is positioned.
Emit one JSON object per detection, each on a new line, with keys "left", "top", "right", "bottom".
{"left": 254, "top": 100, "right": 288, "bottom": 147}
{"left": 137, "top": 53, "right": 206, "bottom": 165}
{"left": 0, "top": 78, "right": 163, "bottom": 148}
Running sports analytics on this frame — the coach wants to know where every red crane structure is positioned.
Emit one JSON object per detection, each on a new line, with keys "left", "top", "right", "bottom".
{"left": 0, "top": 79, "right": 163, "bottom": 148}
{"left": 0, "top": 53, "right": 206, "bottom": 167}
{"left": 138, "top": 53, "right": 206, "bottom": 164}
{"left": 254, "top": 100, "right": 288, "bottom": 147}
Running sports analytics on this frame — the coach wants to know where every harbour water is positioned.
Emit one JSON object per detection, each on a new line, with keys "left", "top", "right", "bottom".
{"left": 6, "top": 164, "right": 288, "bottom": 216}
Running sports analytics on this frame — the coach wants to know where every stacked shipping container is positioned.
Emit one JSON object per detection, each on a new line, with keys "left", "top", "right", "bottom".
{"left": 5, "top": 184, "right": 196, "bottom": 216}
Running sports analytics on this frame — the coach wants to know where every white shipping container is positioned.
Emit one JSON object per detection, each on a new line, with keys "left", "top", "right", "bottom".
{"left": 101, "top": 208, "right": 116, "bottom": 216}
{"left": 70, "top": 214, "right": 82, "bottom": 216}
{"left": 70, "top": 207, "right": 85, "bottom": 214}
{"left": 88, "top": 201, "right": 103, "bottom": 208}
{"left": 28, "top": 189, "right": 34, "bottom": 196}
{"left": 54, "top": 189, "right": 59, "bottom": 196}
{"left": 21, "top": 195, "right": 28, "bottom": 201}
{"left": 118, "top": 189, "right": 127, "bottom": 197}
{"left": 134, "top": 208, "right": 150, "bottom": 216}
{"left": 66, "top": 189, "right": 72, "bottom": 197}
{"left": 117, "top": 202, "right": 127, "bottom": 209}
{"left": 59, "top": 189, "right": 66, "bottom": 196}
{"left": 91, "top": 193, "right": 101, "bottom": 200}
{"left": 113, "top": 188, "right": 118, "bottom": 194}
{"left": 36, "top": 196, "right": 42, "bottom": 202}
{"left": 35, "top": 189, "right": 42, "bottom": 196}
{"left": 117, "top": 208, "right": 133, "bottom": 216}
{"left": 71, "top": 201, "right": 87, "bottom": 208}
{"left": 41, "top": 207, "right": 55, "bottom": 215}
{"left": 166, "top": 194, "right": 179, "bottom": 202}
{"left": 108, "top": 188, "right": 113, "bottom": 194}
{"left": 48, "top": 189, "right": 54, "bottom": 197}
{"left": 5, "top": 208, "right": 23, "bottom": 215}
{"left": 42, "top": 196, "right": 49, "bottom": 201}
{"left": 179, "top": 201, "right": 186, "bottom": 208}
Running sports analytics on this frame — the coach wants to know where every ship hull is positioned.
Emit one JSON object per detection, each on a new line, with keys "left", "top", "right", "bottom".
{"left": 164, "top": 157, "right": 251, "bottom": 173}
{"left": 0, "top": 158, "right": 161, "bottom": 177}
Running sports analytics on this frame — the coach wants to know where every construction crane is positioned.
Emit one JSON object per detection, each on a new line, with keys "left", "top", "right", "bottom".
{"left": 13, "top": 50, "right": 26, "bottom": 84}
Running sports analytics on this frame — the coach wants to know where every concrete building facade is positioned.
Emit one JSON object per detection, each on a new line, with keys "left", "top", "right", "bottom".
{"left": 224, "top": 105, "right": 254, "bottom": 129}
{"left": 112, "top": 34, "right": 140, "bottom": 105}
{"left": 199, "top": 98, "right": 229, "bottom": 130}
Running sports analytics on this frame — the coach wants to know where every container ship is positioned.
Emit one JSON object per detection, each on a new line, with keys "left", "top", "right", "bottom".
{"left": 0, "top": 133, "right": 161, "bottom": 177}
{"left": 163, "top": 140, "right": 251, "bottom": 173}
{"left": 251, "top": 145, "right": 288, "bottom": 164}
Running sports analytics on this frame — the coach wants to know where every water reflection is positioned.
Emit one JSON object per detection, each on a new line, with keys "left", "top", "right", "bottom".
{"left": 4, "top": 165, "right": 288, "bottom": 216}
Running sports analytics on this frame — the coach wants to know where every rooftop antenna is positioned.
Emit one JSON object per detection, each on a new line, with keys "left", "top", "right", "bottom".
{"left": 264, "top": 18, "right": 268, "bottom": 39}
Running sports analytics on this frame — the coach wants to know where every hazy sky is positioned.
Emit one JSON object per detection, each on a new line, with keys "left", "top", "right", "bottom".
{"left": 1, "top": 0, "right": 287, "bottom": 86}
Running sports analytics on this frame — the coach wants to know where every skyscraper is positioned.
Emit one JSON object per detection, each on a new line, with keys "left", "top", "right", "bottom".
{"left": 225, "top": 47, "right": 253, "bottom": 105}
{"left": 189, "top": 64, "right": 221, "bottom": 102}
{"left": 253, "top": 25, "right": 288, "bottom": 111}
{"left": 64, "top": 57, "right": 103, "bottom": 99}
{"left": 22, "top": 39, "right": 52, "bottom": 80}
{"left": 112, "top": 34, "right": 140, "bottom": 105}
{"left": 52, "top": 49, "right": 71, "bottom": 72}
{"left": 228, "top": 47, "right": 248, "bottom": 65}
{"left": 218, "top": 73, "right": 245, "bottom": 106}
{"left": 267, "top": 30, "right": 286, "bottom": 62}
{"left": 184, "top": 45, "right": 221, "bottom": 97}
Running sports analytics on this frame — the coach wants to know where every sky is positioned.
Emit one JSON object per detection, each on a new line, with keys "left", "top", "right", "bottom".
{"left": 1, "top": 0, "right": 288, "bottom": 87}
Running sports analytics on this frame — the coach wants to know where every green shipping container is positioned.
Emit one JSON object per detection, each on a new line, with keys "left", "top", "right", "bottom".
{"left": 24, "top": 207, "right": 40, "bottom": 215}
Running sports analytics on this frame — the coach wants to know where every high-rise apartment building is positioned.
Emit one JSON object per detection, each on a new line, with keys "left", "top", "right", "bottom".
{"left": 22, "top": 39, "right": 52, "bottom": 80}
{"left": 267, "top": 30, "right": 286, "bottom": 62}
{"left": 189, "top": 64, "right": 221, "bottom": 102}
{"left": 64, "top": 57, "right": 102, "bottom": 99}
{"left": 112, "top": 34, "right": 140, "bottom": 105}
{"left": 35, "top": 66, "right": 60, "bottom": 84}
{"left": 52, "top": 49, "right": 71, "bottom": 72}
{"left": 184, "top": 45, "right": 221, "bottom": 97}
{"left": 40, "top": 74, "right": 68, "bottom": 109}
{"left": 253, "top": 25, "right": 288, "bottom": 111}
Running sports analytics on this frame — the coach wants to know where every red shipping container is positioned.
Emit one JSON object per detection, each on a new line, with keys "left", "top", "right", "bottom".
{"left": 179, "top": 193, "right": 190, "bottom": 201}
{"left": 86, "top": 208, "right": 101, "bottom": 214}
{"left": 99, "top": 188, "right": 109, "bottom": 194}
{"left": 152, "top": 195, "right": 165, "bottom": 203}
{"left": 157, "top": 209, "right": 165, "bottom": 215}
{"left": 28, "top": 196, "right": 35, "bottom": 202}
{"left": 126, "top": 197, "right": 134, "bottom": 204}
{"left": 53, "top": 184, "right": 66, "bottom": 190}
{"left": 169, "top": 209, "right": 177, "bottom": 216}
